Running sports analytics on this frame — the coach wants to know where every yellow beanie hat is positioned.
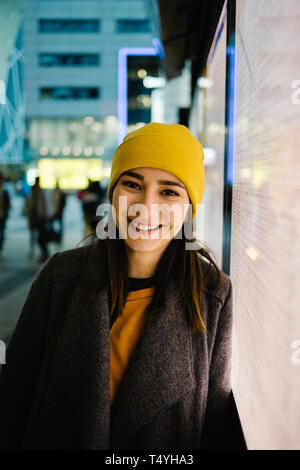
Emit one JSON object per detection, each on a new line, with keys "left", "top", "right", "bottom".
{"left": 107, "top": 122, "right": 205, "bottom": 219}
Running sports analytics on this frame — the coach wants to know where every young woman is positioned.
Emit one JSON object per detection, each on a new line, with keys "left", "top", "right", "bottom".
{"left": 0, "top": 122, "right": 233, "bottom": 450}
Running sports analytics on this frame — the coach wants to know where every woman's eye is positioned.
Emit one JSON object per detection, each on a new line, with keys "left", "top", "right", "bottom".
{"left": 122, "top": 180, "right": 140, "bottom": 189}
{"left": 122, "top": 181, "right": 178, "bottom": 196}
{"left": 162, "top": 189, "right": 179, "bottom": 196}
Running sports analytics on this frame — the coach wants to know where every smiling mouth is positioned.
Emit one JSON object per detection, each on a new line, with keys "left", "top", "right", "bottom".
{"left": 127, "top": 217, "right": 163, "bottom": 232}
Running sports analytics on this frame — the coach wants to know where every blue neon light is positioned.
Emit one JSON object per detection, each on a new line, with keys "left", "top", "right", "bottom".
{"left": 117, "top": 47, "right": 158, "bottom": 144}
{"left": 152, "top": 37, "right": 165, "bottom": 59}
{"left": 226, "top": 43, "right": 236, "bottom": 185}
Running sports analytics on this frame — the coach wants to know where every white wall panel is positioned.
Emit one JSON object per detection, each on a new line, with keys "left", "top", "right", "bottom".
{"left": 231, "top": 0, "right": 300, "bottom": 450}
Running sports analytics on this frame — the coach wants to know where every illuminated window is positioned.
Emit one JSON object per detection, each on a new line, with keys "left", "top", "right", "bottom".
{"left": 39, "top": 20, "right": 100, "bottom": 33}
{"left": 40, "top": 87, "right": 100, "bottom": 100}
{"left": 116, "top": 19, "right": 150, "bottom": 33}
{"left": 39, "top": 53, "right": 100, "bottom": 67}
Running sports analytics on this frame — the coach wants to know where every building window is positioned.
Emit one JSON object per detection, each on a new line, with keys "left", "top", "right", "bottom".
{"left": 116, "top": 19, "right": 151, "bottom": 33}
{"left": 40, "top": 87, "right": 100, "bottom": 100}
{"left": 39, "top": 53, "right": 100, "bottom": 67}
{"left": 39, "top": 20, "right": 100, "bottom": 33}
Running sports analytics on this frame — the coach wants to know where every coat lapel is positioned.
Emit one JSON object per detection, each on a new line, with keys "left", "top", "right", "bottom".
{"left": 110, "top": 275, "right": 196, "bottom": 447}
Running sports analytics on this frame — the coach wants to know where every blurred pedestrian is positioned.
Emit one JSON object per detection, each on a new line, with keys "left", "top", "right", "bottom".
{"left": 31, "top": 176, "right": 49, "bottom": 263}
{"left": 51, "top": 181, "right": 66, "bottom": 241}
{"left": 23, "top": 192, "right": 38, "bottom": 258}
{"left": 81, "top": 179, "right": 105, "bottom": 235}
{"left": 0, "top": 173, "right": 11, "bottom": 258}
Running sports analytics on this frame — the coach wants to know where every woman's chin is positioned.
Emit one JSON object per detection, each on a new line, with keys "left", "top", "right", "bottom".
{"left": 124, "top": 236, "right": 170, "bottom": 253}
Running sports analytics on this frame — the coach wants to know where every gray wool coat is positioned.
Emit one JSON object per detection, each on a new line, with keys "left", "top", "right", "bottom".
{"left": 0, "top": 239, "right": 233, "bottom": 450}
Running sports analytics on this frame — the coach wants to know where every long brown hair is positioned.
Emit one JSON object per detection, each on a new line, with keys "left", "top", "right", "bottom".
{"left": 79, "top": 223, "right": 223, "bottom": 334}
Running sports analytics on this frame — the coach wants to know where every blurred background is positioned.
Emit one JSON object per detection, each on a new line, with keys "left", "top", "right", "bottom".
{"left": 0, "top": 0, "right": 300, "bottom": 450}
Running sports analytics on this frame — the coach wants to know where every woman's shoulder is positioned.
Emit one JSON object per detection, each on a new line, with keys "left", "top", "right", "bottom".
{"left": 198, "top": 254, "right": 232, "bottom": 308}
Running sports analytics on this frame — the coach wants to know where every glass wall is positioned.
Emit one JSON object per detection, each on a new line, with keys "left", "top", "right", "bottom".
{"left": 231, "top": 0, "right": 300, "bottom": 450}
{"left": 190, "top": 5, "right": 227, "bottom": 267}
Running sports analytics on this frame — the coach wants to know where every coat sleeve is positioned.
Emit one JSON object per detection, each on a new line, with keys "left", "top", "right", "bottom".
{"left": 0, "top": 254, "right": 58, "bottom": 449}
{"left": 201, "top": 277, "right": 234, "bottom": 449}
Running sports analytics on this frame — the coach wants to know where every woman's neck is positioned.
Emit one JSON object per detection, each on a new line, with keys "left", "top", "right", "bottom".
{"left": 126, "top": 247, "right": 164, "bottom": 278}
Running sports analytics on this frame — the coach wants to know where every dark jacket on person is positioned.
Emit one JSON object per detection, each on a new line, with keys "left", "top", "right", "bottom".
{"left": 0, "top": 189, "right": 10, "bottom": 219}
{"left": 0, "top": 239, "right": 233, "bottom": 450}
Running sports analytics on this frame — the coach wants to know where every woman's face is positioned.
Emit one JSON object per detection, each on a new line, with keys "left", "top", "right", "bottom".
{"left": 111, "top": 167, "right": 190, "bottom": 254}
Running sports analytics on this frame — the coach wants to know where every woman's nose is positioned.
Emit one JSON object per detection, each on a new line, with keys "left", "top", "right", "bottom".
{"left": 133, "top": 191, "right": 160, "bottom": 221}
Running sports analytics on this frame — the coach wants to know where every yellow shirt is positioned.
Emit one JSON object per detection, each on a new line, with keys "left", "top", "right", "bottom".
{"left": 110, "top": 286, "right": 155, "bottom": 406}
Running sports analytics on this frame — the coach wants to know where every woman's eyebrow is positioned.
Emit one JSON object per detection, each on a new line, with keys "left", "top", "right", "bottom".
{"left": 158, "top": 180, "right": 185, "bottom": 189}
{"left": 123, "top": 170, "right": 143, "bottom": 181}
{"left": 122, "top": 171, "right": 185, "bottom": 189}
